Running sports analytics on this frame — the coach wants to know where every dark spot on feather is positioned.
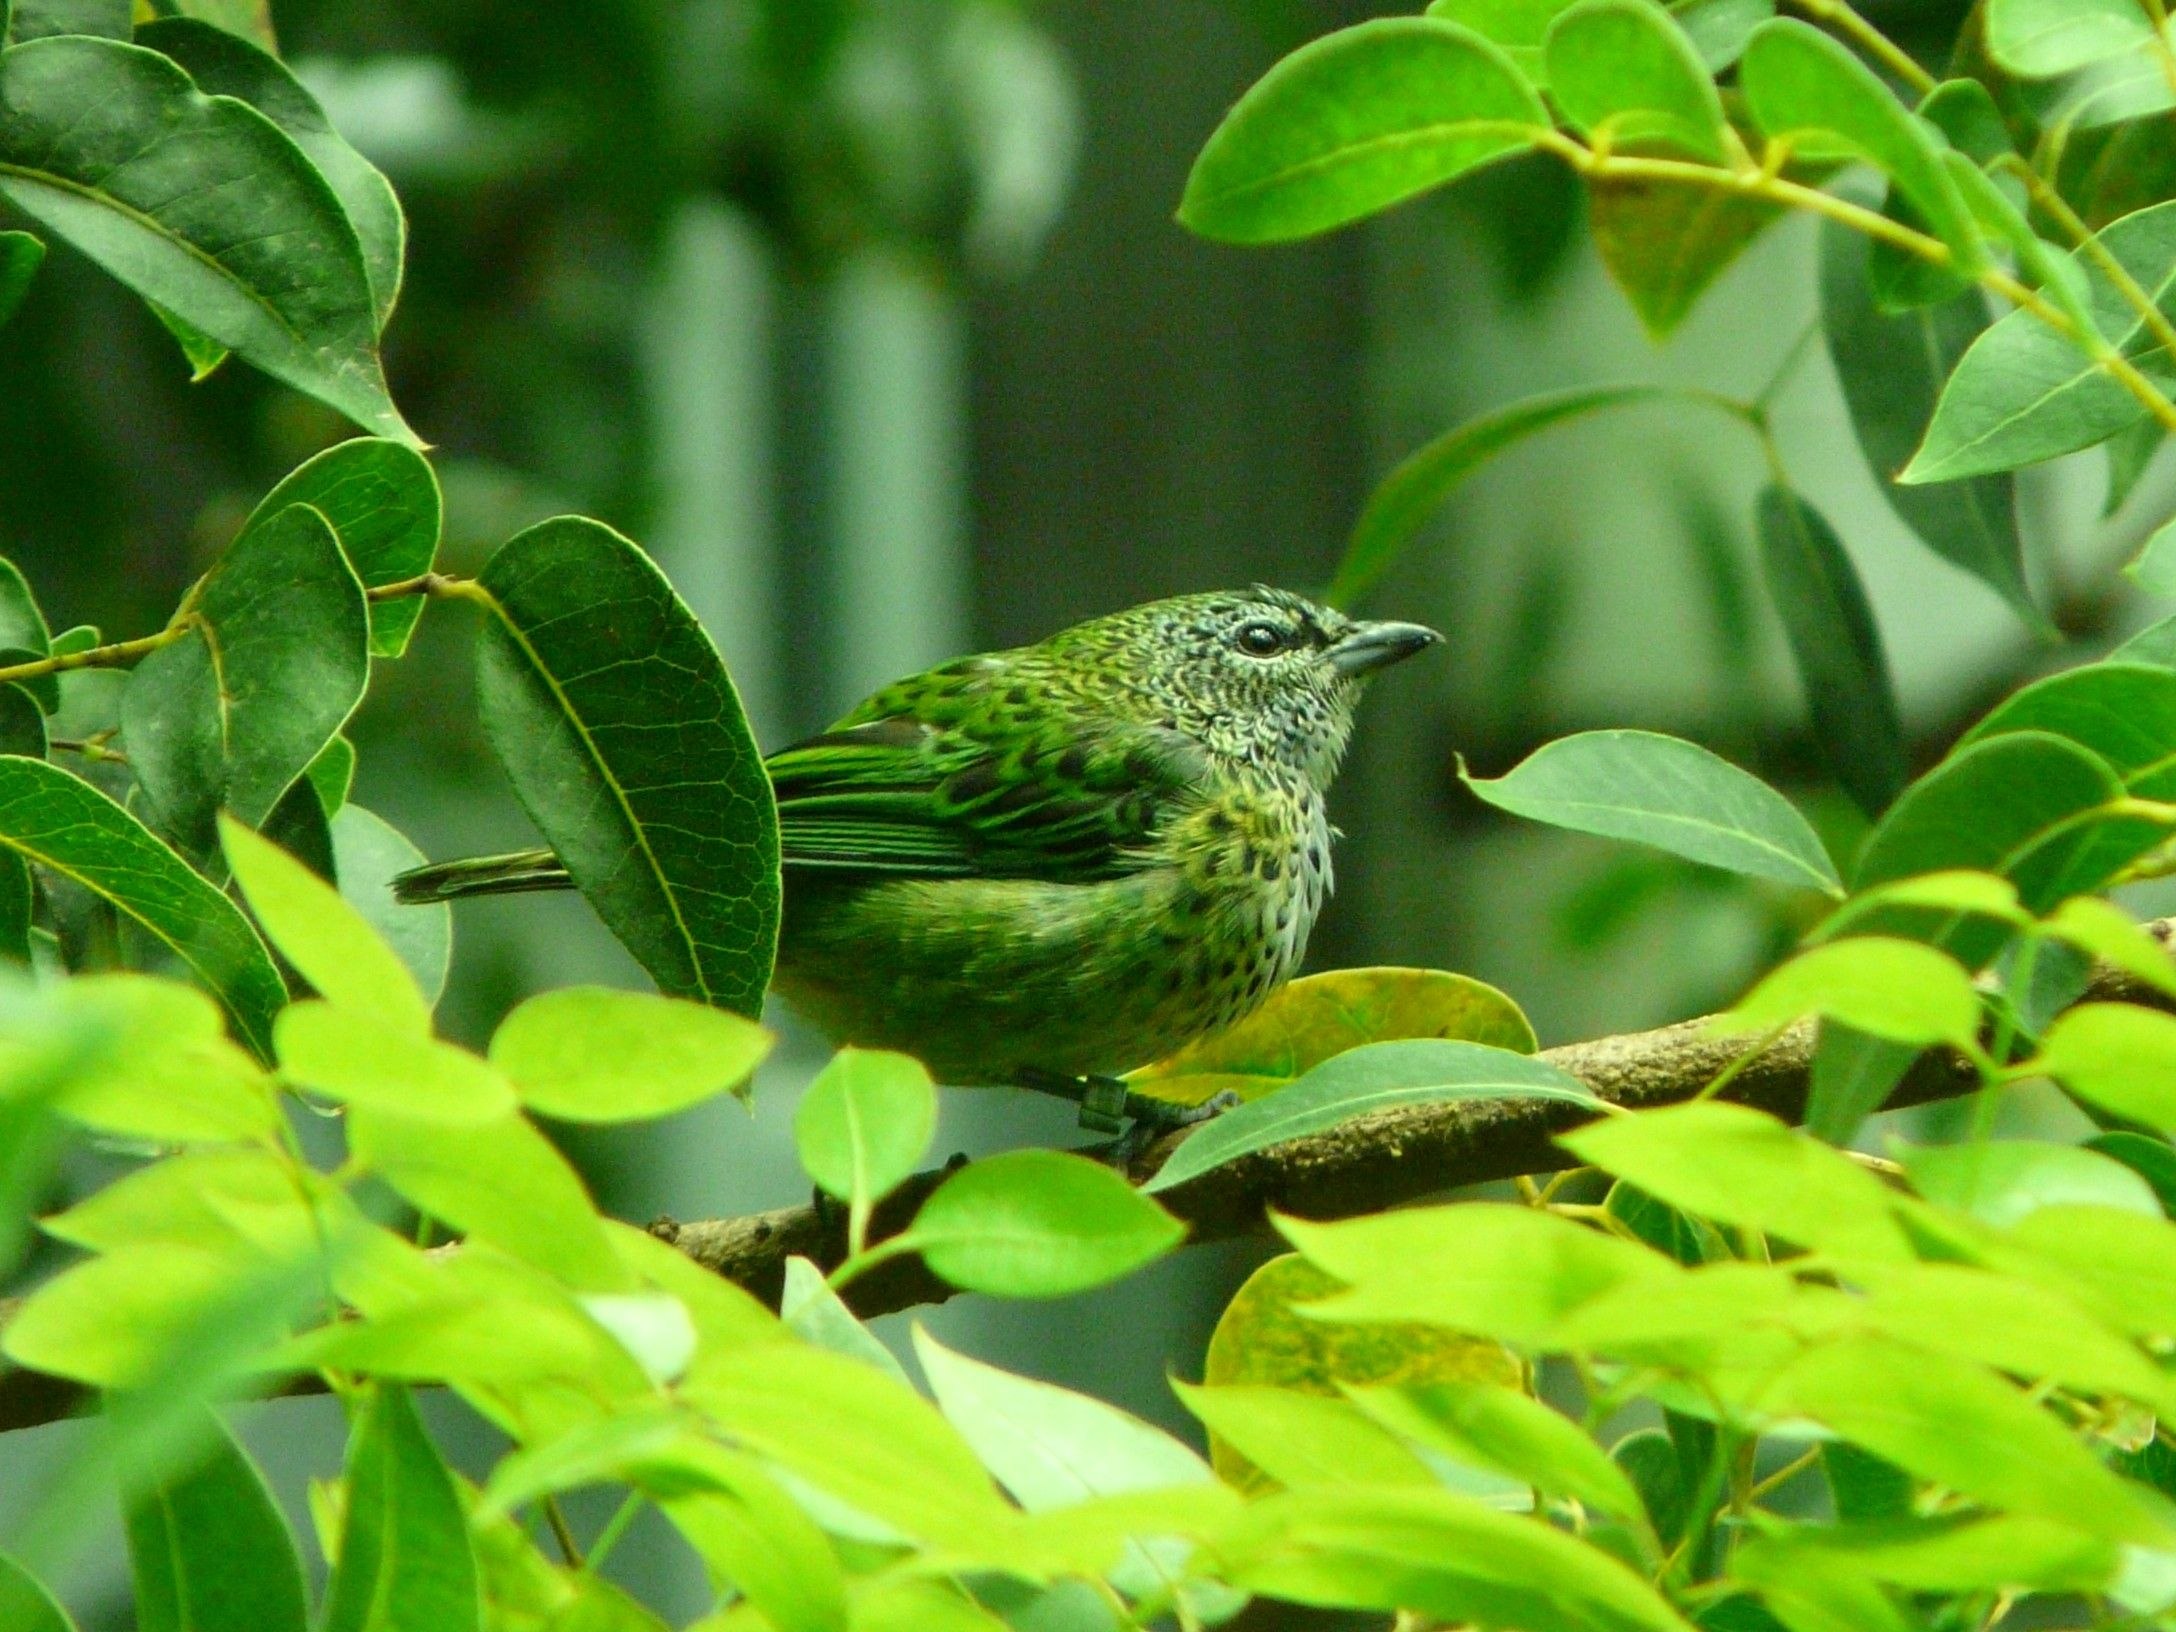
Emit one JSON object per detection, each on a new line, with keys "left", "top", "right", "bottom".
{"left": 1006, "top": 685, "right": 1030, "bottom": 706}
{"left": 1205, "top": 808, "right": 1233, "bottom": 834}
{"left": 993, "top": 783, "right": 1043, "bottom": 814}
{"left": 1260, "top": 853, "right": 1283, "bottom": 881}
{"left": 1057, "top": 747, "right": 1089, "bottom": 779}
{"left": 949, "top": 763, "right": 1002, "bottom": 803}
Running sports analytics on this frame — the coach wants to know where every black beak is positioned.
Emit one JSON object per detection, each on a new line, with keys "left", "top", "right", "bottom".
{"left": 1329, "top": 620, "right": 1442, "bottom": 677}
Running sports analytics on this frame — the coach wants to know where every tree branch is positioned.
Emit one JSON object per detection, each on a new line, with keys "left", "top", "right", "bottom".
{"left": 5, "top": 922, "right": 2172, "bottom": 1435}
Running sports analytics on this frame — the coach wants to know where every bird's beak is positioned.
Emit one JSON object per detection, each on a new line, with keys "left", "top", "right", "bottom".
{"left": 1328, "top": 620, "right": 1442, "bottom": 676}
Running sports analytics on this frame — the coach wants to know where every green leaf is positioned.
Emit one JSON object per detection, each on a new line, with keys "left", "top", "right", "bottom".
{"left": 1987, "top": 0, "right": 2156, "bottom": 76}
{"left": 0, "top": 684, "right": 44, "bottom": 760}
{"left": 0, "top": 1553, "right": 75, "bottom": 1632}
{"left": 1544, "top": 0, "right": 1727, "bottom": 161}
{"left": 135, "top": 18, "right": 404, "bottom": 333}
{"left": 2108, "top": 415, "right": 2164, "bottom": 513}
{"left": 1563, "top": 1102, "right": 1914, "bottom": 1261}
{"left": 1, "top": 1242, "right": 284, "bottom": 1387}
{"left": 1177, "top": 18, "right": 1549, "bottom": 244}
{"left": 0, "top": 757, "right": 284, "bottom": 1053}
{"left": 127, "top": 1415, "right": 308, "bottom": 1632}
{"left": 123, "top": 504, "right": 370, "bottom": 860}
{"left": 1736, "top": 1515, "right": 2117, "bottom": 1596}
{"left": 1332, "top": 386, "right": 1673, "bottom": 607}
{"left": 0, "top": 38, "right": 415, "bottom": 442}
{"left": 1961, "top": 661, "right": 2176, "bottom": 796}
{"left": 346, "top": 1104, "right": 624, "bottom": 1290}
{"left": 1906, "top": 200, "right": 2176, "bottom": 484}
{"left": 1671, "top": 0, "right": 1774, "bottom": 71}
{"left": 1723, "top": 937, "right": 1982, "bottom": 1047}
{"left": 1756, "top": 485, "right": 1907, "bottom": 818}
{"left": 1756, "top": 1336, "right": 2166, "bottom": 1542}
{"left": 331, "top": 804, "right": 450, "bottom": 1007}
{"left": 490, "top": 985, "right": 773, "bottom": 1123}
{"left": 243, "top": 439, "right": 441, "bottom": 658}
{"left": 0, "top": 229, "right": 41, "bottom": 327}
{"left": 793, "top": 1047, "right": 935, "bottom": 1220}
{"left": 1132, "top": 965, "right": 1536, "bottom": 1108}
{"left": 31, "top": 974, "right": 280, "bottom": 1142}
{"left": 916, "top": 1330, "right": 1237, "bottom": 1610}
{"left": 1344, "top": 1379, "right": 1645, "bottom": 1519}
{"left": 1587, "top": 177, "right": 1782, "bottom": 339}
{"left": 780, "top": 1255, "right": 911, "bottom": 1384}
{"left": 471, "top": 517, "right": 779, "bottom": 1016}
{"left": 1426, "top": 0, "right": 1580, "bottom": 73}
{"left": 1822, "top": 222, "right": 2035, "bottom": 619}
{"left": 260, "top": 774, "right": 336, "bottom": 884}
{"left": 42, "top": 1146, "right": 316, "bottom": 1258}
{"left": 151, "top": 298, "right": 229, "bottom": 381}
{"left": 6, "top": 0, "right": 125, "bottom": 41}
{"left": 307, "top": 736, "right": 356, "bottom": 815}
{"left": 1212, "top": 1485, "right": 1697, "bottom": 1632}
{"left": 222, "top": 816, "right": 428, "bottom": 1033}
{"left": 1897, "top": 1135, "right": 2162, "bottom": 1224}
{"left": 1739, "top": 20, "right": 1982, "bottom": 269}
{"left": 2036, "top": 1002, "right": 2176, "bottom": 1130}
{"left": 323, "top": 1386, "right": 483, "bottom": 1632}
{"left": 900, "top": 1149, "right": 1184, "bottom": 1298}
{"left": 2115, "top": 612, "right": 2176, "bottom": 665}
{"left": 1144, "top": 1039, "right": 1599, "bottom": 1194}
{"left": 1280, "top": 1203, "right": 1673, "bottom": 1343}
{"left": 0, "top": 850, "right": 30, "bottom": 964}
{"left": 277, "top": 1001, "right": 517, "bottom": 1122}
{"left": 2086, "top": 1130, "right": 2176, "bottom": 1212}
{"left": 1176, "top": 1380, "right": 1438, "bottom": 1492}
{"left": 1462, "top": 728, "right": 1842, "bottom": 893}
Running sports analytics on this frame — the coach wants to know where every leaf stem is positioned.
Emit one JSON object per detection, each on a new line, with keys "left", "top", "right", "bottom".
{"left": 582, "top": 1491, "right": 644, "bottom": 1574}
{"left": 0, "top": 624, "right": 193, "bottom": 687}
{"left": 543, "top": 1495, "right": 584, "bottom": 1567}
{"left": 1992, "top": 154, "right": 2176, "bottom": 371}
{"left": 1784, "top": 0, "right": 1937, "bottom": 95}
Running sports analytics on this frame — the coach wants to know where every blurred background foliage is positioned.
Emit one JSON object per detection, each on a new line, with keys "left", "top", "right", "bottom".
{"left": 8, "top": 0, "right": 2175, "bottom": 1618}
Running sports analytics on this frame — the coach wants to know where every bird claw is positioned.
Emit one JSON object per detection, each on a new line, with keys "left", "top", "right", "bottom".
{"left": 1104, "top": 1088, "right": 1241, "bottom": 1171}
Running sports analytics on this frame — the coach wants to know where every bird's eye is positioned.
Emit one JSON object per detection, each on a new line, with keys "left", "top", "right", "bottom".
{"left": 1235, "top": 620, "right": 1289, "bottom": 657}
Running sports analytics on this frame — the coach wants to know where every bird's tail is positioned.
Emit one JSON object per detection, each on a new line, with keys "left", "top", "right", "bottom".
{"left": 392, "top": 848, "right": 572, "bottom": 904}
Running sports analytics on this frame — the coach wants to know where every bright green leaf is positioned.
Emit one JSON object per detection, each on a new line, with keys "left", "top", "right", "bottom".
{"left": 1671, "top": 0, "right": 1773, "bottom": 71}
{"left": 2036, "top": 1002, "right": 2176, "bottom": 1129}
{"left": 902, "top": 1150, "right": 1184, "bottom": 1298}
{"left": 490, "top": 985, "right": 773, "bottom": 1122}
{"left": 0, "top": 1553, "right": 74, "bottom": 1632}
{"left": 1900, "top": 1135, "right": 2163, "bottom": 1223}
{"left": 1988, "top": 0, "right": 2157, "bottom": 76}
{"left": 277, "top": 1001, "right": 516, "bottom": 1122}
{"left": 792, "top": 1047, "right": 935, "bottom": 1217}
{"left": 32, "top": 975, "right": 279, "bottom": 1143}
{"left": 1345, "top": 1379, "right": 1644, "bottom": 1519}
{"left": 1723, "top": 937, "right": 1982, "bottom": 1047}
{"left": 1545, "top": 0, "right": 1727, "bottom": 161}
{"left": 1176, "top": 1380, "right": 1437, "bottom": 1492}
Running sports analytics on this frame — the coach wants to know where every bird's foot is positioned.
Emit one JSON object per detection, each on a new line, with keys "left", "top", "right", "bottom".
{"left": 1106, "top": 1089, "right": 1242, "bottom": 1171}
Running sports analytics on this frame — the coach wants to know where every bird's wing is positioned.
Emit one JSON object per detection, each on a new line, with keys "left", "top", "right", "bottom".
{"left": 764, "top": 671, "right": 1208, "bottom": 882}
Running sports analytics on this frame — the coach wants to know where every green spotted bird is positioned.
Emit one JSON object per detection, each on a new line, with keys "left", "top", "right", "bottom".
{"left": 395, "top": 588, "right": 1438, "bottom": 1116}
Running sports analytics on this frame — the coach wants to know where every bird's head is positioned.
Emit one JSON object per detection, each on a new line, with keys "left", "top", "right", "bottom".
{"left": 1040, "top": 587, "right": 1441, "bottom": 788}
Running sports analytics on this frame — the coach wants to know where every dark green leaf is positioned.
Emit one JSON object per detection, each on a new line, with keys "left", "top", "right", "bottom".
{"left": 1333, "top": 386, "right": 1674, "bottom": 605}
{"left": 331, "top": 804, "right": 449, "bottom": 1007}
{"left": 1756, "top": 485, "right": 1907, "bottom": 818}
{"left": 0, "top": 756, "right": 284, "bottom": 1052}
{"left": 1905, "top": 200, "right": 2176, "bottom": 484}
{"left": 243, "top": 440, "right": 441, "bottom": 657}
{"left": 0, "top": 229, "right": 41, "bottom": 327}
{"left": 2087, "top": 1130, "right": 2176, "bottom": 1212}
{"left": 1862, "top": 83, "right": 2015, "bottom": 314}
{"left": 902, "top": 1150, "right": 1184, "bottom": 1298}
{"left": 1612, "top": 1429, "right": 1690, "bottom": 1546}
{"left": 1463, "top": 728, "right": 1843, "bottom": 893}
{"left": 307, "top": 736, "right": 356, "bottom": 814}
{"left": 136, "top": 18, "right": 404, "bottom": 332}
{"left": 1588, "top": 177, "right": 1782, "bottom": 339}
{"left": 1178, "top": 18, "right": 1549, "bottom": 244}
{"left": 0, "top": 560, "right": 54, "bottom": 713}
{"left": 127, "top": 1415, "right": 308, "bottom": 1632}
{"left": 0, "top": 850, "right": 30, "bottom": 964}
{"left": 472, "top": 517, "right": 779, "bottom": 1016}
{"left": 1960, "top": 661, "right": 2176, "bottom": 796}
{"left": 323, "top": 1386, "right": 482, "bottom": 1632}
{"left": 0, "top": 38, "right": 415, "bottom": 442}
{"left": 1822, "top": 221, "right": 2035, "bottom": 620}
{"left": 1739, "top": 20, "right": 1981, "bottom": 268}
{"left": 260, "top": 776, "right": 335, "bottom": 883}
{"left": 1823, "top": 1443, "right": 1913, "bottom": 1522}
{"left": 1144, "top": 1039, "right": 1599, "bottom": 1193}
{"left": 150, "top": 299, "right": 228, "bottom": 381}
{"left": 0, "top": 684, "right": 45, "bottom": 759}
{"left": 1607, "top": 1183, "right": 1721, "bottom": 1265}
{"left": 1545, "top": 0, "right": 1727, "bottom": 161}
{"left": 0, "top": 1553, "right": 74, "bottom": 1632}
{"left": 5, "top": 0, "right": 126, "bottom": 40}
{"left": 123, "top": 504, "right": 369, "bottom": 860}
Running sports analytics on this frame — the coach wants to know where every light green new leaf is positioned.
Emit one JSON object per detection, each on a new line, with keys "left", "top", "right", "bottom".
{"left": 1544, "top": 0, "right": 1727, "bottom": 161}
{"left": 1281, "top": 1203, "right": 1675, "bottom": 1343}
{"left": 1331, "top": 386, "right": 1674, "bottom": 607}
{"left": 32, "top": 976, "right": 279, "bottom": 1143}
{"left": 901, "top": 1150, "right": 1183, "bottom": 1299}
{"left": 2043, "top": 896, "right": 2176, "bottom": 999}
{"left": 1906, "top": 200, "right": 2176, "bottom": 484}
{"left": 2037, "top": 1002, "right": 2176, "bottom": 1130}
{"left": 0, "top": 38, "right": 415, "bottom": 442}
{"left": 1897, "top": 1137, "right": 2162, "bottom": 1225}
{"left": 1145, "top": 1039, "right": 1598, "bottom": 1193}
{"left": 1426, "top": 0, "right": 1581, "bottom": 71}
{"left": 1739, "top": 20, "right": 1982, "bottom": 270}
{"left": 0, "top": 230, "right": 42, "bottom": 329}
{"left": 1736, "top": 1515, "right": 2117, "bottom": 1598}
{"left": 3, "top": 1244, "right": 271, "bottom": 1387}
{"left": 1213, "top": 1485, "right": 1697, "bottom": 1632}
{"left": 781, "top": 1256, "right": 911, "bottom": 1384}
{"left": 472, "top": 518, "right": 779, "bottom": 1016}
{"left": 346, "top": 1104, "right": 624, "bottom": 1290}
{"left": 793, "top": 1048, "right": 935, "bottom": 1218}
{"left": 242, "top": 439, "right": 441, "bottom": 657}
{"left": 0, "top": 758, "right": 285, "bottom": 1054}
{"left": 1561, "top": 1102, "right": 1915, "bottom": 1262}
{"left": 331, "top": 804, "right": 451, "bottom": 1007}
{"left": 128, "top": 1416, "right": 308, "bottom": 1632}
{"left": 223, "top": 816, "right": 428, "bottom": 1033}
{"left": 42, "top": 1146, "right": 316, "bottom": 1259}
{"left": 1988, "top": 0, "right": 2157, "bottom": 76}
{"left": 491, "top": 986, "right": 772, "bottom": 1122}
{"left": 1176, "top": 1380, "right": 1438, "bottom": 1493}
{"left": 277, "top": 1002, "right": 516, "bottom": 1123}
{"left": 1344, "top": 1379, "right": 1644, "bottom": 1519}
{"left": 124, "top": 504, "right": 370, "bottom": 861}
{"left": 323, "top": 1386, "right": 482, "bottom": 1632}
{"left": 1462, "top": 728, "right": 1841, "bottom": 893}
{"left": 1724, "top": 937, "right": 1982, "bottom": 1048}
{"left": 1757, "top": 485, "right": 1907, "bottom": 818}
{"left": 1178, "top": 18, "right": 1549, "bottom": 244}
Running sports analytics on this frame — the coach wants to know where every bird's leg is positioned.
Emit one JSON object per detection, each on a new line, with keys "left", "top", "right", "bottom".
{"left": 1016, "top": 1069, "right": 1226, "bottom": 1135}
